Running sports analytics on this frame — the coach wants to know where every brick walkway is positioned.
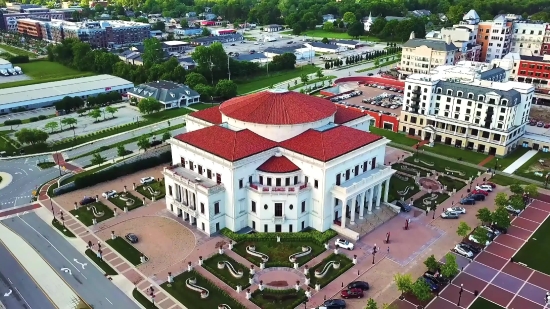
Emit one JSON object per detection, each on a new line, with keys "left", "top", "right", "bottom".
{"left": 478, "top": 155, "right": 495, "bottom": 167}
{"left": 52, "top": 152, "right": 84, "bottom": 172}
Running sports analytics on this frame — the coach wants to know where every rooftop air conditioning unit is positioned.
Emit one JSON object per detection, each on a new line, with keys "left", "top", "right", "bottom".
{"left": 195, "top": 177, "right": 202, "bottom": 182}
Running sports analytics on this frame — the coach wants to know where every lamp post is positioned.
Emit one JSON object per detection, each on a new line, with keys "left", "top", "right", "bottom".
{"left": 372, "top": 250, "right": 376, "bottom": 264}
{"left": 493, "top": 158, "right": 499, "bottom": 172}
{"left": 432, "top": 208, "right": 435, "bottom": 219}
{"left": 457, "top": 284, "right": 463, "bottom": 307}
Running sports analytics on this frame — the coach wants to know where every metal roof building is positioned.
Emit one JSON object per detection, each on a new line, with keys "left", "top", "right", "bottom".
{"left": 0, "top": 74, "right": 133, "bottom": 113}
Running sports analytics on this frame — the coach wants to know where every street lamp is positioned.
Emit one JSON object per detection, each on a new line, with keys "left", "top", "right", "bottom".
{"left": 372, "top": 250, "right": 376, "bottom": 264}
{"left": 493, "top": 158, "right": 499, "bottom": 174}
{"left": 457, "top": 284, "right": 463, "bottom": 307}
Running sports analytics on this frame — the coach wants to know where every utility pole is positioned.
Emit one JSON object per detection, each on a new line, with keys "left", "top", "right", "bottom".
{"left": 227, "top": 56, "right": 231, "bottom": 80}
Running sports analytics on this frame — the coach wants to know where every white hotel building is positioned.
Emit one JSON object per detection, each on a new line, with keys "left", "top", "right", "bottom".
{"left": 163, "top": 90, "right": 395, "bottom": 236}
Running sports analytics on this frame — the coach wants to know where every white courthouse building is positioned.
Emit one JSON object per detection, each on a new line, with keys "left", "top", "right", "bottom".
{"left": 163, "top": 89, "right": 395, "bottom": 236}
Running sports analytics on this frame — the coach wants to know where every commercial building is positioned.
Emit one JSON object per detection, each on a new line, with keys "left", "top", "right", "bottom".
{"left": 425, "top": 16, "right": 482, "bottom": 63}
{"left": 16, "top": 18, "right": 42, "bottom": 38}
{"left": 0, "top": 10, "right": 65, "bottom": 32}
{"left": 211, "top": 29, "right": 237, "bottom": 36}
{"left": 511, "top": 20, "right": 546, "bottom": 56}
{"left": 476, "top": 15, "right": 513, "bottom": 62}
{"left": 191, "top": 34, "right": 242, "bottom": 46}
{"left": 0, "top": 75, "right": 133, "bottom": 113}
{"left": 399, "top": 33, "right": 457, "bottom": 77}
{"left": 264, "top": 24, "right": 283, "bottom": 32}
{"left": 173, "top": 27, "right": 202, "bottom": 36}
{"left": 164, "top": 89, "right": 394, "bottom": 236}
{"left": 304, "top": 42, "right": 344, "bottom": 53}
{"left": 398, "top": 61, "right": 534, "bottom": 156}
{"left": 263, "top": 45, "right": 315, "bottom": 61}
{"left": 542, "top": 24, "right": 550, "bottom": 55}
{"left": 127, "top": 81, "right": 200, "bottom": 109}
{"left": 515, "top": 54, "right": 550, "bottom": 89}
{"left": 162, "top": 41, "right": 189, "bottom": 53}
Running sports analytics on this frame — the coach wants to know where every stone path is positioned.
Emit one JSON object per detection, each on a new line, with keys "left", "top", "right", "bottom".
{"left": 478, "top": 155, "right": 494, "bottom": 167}
{"left": 52, "top": 152, "right": 83, "bottom": 172}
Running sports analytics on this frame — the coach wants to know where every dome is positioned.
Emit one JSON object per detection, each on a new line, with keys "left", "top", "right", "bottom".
{"left": 219, "top": 89, "right": 337, "bottom": 125}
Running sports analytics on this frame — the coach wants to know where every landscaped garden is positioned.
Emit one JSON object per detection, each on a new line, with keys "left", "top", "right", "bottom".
{"left": 308, "top": 253, "right": 354, "bottom": 288}
{"left": 392, "top": 163, "right": 429, "bottom": 177}
{"left": 70, "top": 201, "right": 114, "bottom": 226}
{"left": 412, "top": 193, "right": 449, "bottom": 211}
{"left": 37, "top": 161, "right": 56, "bottom": 169}
{"left": 370, "top": 127, "right": 418, "bottom": 147}
{"left": 250, "top": 288, "right": 307, "bottom": 309}
{"left": 388, "top": 174, "right": 420, "bottom": 203}
{"left": 136, "top": 180, "right": 166, "bottom": 200}
{"left": 161, "top": 270, "right": 246, "bottom": 309}
{"left": 513, "top": 213, "right": 550, "bottom": 275}
{"left": 51, "top": 218, "right": 75, "bottom": 237}
{"left": 84, "top": 249, "right": 118, "bottom": 276}
{"left": 437, "top": 176, "right": 466, "bottom": 192}
{"left": 106, "top": 236, "right": 146, "bottom": 266}
{"left": 202, "top": 253, "right": 251, "bottom": 290}
{"left": 108, "top": 192, "right": 144, "bottom": 211}
{"left": 404, "top": 153, "right": 480, "bottom": 180}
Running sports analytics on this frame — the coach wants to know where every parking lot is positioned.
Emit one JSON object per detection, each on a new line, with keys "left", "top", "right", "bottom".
{"left": 0, "top": 73, "right": 31, "bottom": 84}
{"left": 331, "top": 82, "right": 404, "bottom": 116}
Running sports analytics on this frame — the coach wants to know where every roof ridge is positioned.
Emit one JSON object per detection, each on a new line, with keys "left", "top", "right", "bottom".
{"left": 231, "top": 129, "right": 239, "bottom": 161}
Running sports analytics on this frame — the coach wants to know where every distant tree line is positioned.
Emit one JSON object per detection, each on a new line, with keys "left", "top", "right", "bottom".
{"left": 53, "top": 92, "right": 123, "bottom": 113}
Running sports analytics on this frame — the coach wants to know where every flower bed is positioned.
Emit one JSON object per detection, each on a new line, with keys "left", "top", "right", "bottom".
{"left": 437, "top": 176, "right": 466, "bottom": 192}
{"left": 106, "top": 237, "right": 146, "bottom": 266}
{"left": 233, "top": 240, "right": 324, "bottom": 268}
{"left": 250, "top": 288, "right": 307, "bottom": 309}
{"left": 220, "top": 227, "right": 337, "bottom": 245}
{"left": 135, "top": 181, "right": 166, "bottom": 200}
{"left": 412, "top": 193, "right": 449, "bottom": 210}
{"left": 388, "top": 174, "right": 420, "bottom": 202}
{"left": 108, "top": 192, "right": 144, "bottom": 211}
{"left": 202, "top": 253, "right": 251, "bottom": 289}
{"left": 308, "top": 253, "right": 354, "bottom": 288}
{"left": 70, "top": 201, "right": 113, "bottom": 226}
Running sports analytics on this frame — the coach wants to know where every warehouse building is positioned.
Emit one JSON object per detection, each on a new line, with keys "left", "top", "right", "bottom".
{"left": 0, "top": 75, "right": 133, "bottom": 114}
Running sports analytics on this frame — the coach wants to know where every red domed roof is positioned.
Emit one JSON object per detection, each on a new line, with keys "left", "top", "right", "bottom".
{"left": 257, "top": 155, "right": 300, "bottom": 173}
{"left": 219, "top": 89, "right": 337, "bottom": 125}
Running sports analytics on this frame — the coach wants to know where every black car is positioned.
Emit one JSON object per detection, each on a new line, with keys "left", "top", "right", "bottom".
{"left": 460, "top": 198, "right": 476, "bottom": 205}
{"left": 125, "top": 233, "right": 138, "bottom": 243}
{"left": 367, "top": 73, "right": 374, "bottom": 76}
{"left": 395, "top": 200, "right": 411, "bottom": 212}
{"left": 80, "top": 196, "right": 95, "bottom": 205}
{"left": 469, "top": 194, "right": 485, "bottom": 201}
{"left": 423, "top": 272, "right": 448, "bottom": 285}
{"left": 488, "top": 224, "right": 508, "bottom": 234}
{"left": 347, "top": 281, "right": 369, "bottom": 290}
{"left": 323, "top": 299, "right": 346, "bottom": 309}
{"left": 459, "top": 242, "right": 481, "bottom": 254}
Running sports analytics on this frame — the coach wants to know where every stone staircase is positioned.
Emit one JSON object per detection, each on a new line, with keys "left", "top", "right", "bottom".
{"left": 347, "top": 204, "right": 399, "bottom": 237}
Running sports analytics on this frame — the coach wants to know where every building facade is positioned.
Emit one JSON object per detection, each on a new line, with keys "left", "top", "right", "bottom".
{"left": 399, "top": 33, "right": 457, "bottom": 77}
{"left": 398, "top": 61, "right": 533, "bottom": 156}
{"left": 542, "top": 24, "right": 550, "bottom": 55}
{"left": 163, "top": 89, "right": 394, "bottom": 236}
{"left": 17, "top": 18, "right": 42, "bottom": 38}
{"left": 0, "top": 11, "right": 65, "bottom": 32}
{"left": 511, "top": 21, "right": 546, "bottom": 56}
{"left": 515, "top": 55, "right": 550, "bottom": 89}
{"left": 127, "top": 81, "right": 200, "bottom": 108}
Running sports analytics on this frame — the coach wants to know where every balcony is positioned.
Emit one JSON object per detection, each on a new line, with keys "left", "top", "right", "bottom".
{"left": 173, "top": 199, "right": 197, "bottom": 216}
{"left": 331, "top": 165, "right": 395, "bottom": 197}
{"left": 272, "top": 215, "right": 286, "bottom": 223}
{"left": 249, "top": 183, "right": 310, "bottom": 194}
{"left": 163, "top": 164, "right": 225, "bottom": 196}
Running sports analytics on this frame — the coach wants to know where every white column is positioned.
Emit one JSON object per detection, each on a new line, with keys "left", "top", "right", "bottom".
{"left": 376, "top": 184, "right": 382, "bottom": 209}
{"left": 368, "top": 189, "right": 373, "bottom": 214}
{"left": 350, "top": 198, "right": 356, "bottom": 225}
{"left": 332, "top": 198, "right": 338, "bottom": 222}
{"left": 359, "top": 192, "right": 365, "bottom": 219}
{"left": 341, "top": 200, "right": 347, "bottom": 228}
{"left": 384, "top": 178, "right": 390, "bottom": 203}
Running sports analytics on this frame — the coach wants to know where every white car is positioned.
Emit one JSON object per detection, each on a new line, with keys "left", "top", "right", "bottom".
{"left": 102, "top": 190, "right": 117, "bottom": 199}
{"left": 480, "top": 225, "right": 501, "bottom": 236}
{"left": 335, "top": 239, "right": 354, "bottom": 250}
{"left": 453, "top": 244, "right": 473, "bottom": 258}
{"left": 140, "top": 177, "right": 155, "bottom": 184}
{"left": 468, "top": 231, "right": 493, "bottom": 246}
{"left": 447, "top": 207, "right": 466, "bottom": 214}
{"left": 475, "top": 185, "right": 493, "bottom": 192}
{"left": 505, "top": 205, "right": 522, "bottom": 215}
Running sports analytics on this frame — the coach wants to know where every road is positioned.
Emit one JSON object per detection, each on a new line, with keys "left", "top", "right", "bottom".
{"left": 0, "top": 240, "right": 56, "bottom": 309}
{"left": 3, "top": 213, "right": 141, "bottom": 309}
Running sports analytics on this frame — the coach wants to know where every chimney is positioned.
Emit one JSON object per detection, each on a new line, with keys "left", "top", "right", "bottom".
{"left": 409, "top": 31, "right": 415, "bottom": 40}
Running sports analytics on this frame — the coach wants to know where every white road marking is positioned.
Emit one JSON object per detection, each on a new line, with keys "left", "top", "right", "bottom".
{"left": 3, "top": 289, "right": 12, "bottom": 297}
{"left": 105, "top": 297, "right": 113, "bottom": 305}
{"left": 24, "top": 158, "right": 28, "bottom": 164}
{"left": 7, "top": 278, "right": 12, "bottom": 284}
{"left": 60, "top": 268, "right": 72, "bottom": 275}
{"left": 28, "top": 169, "right": 33, "bottom": 171}
{"left": 73, "top": 259, "right": 87, "bottom": 269}
{"left": 13, "top": 286, "right": 32, "bottom": 309}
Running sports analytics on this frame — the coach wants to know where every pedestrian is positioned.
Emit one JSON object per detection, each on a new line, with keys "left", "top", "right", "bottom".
{"left": 387, "top": 246, "right": 390, "bottom": 254}
{"left": 425, "top": 209, "right": 428, "bottom": 216}
{"left": 373, "top": 243, "right": 377, "bottom": 253}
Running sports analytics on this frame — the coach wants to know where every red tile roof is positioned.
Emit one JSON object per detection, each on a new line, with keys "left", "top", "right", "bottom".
{"left": 280, "top": 126, "right": 383, "bottom": 162}
{"left": 189, "top": 106, "right": 223, "bottom": 124}
{"left": 174, "top": 126, "right": 278, "bottom": 161}
{"left": 219, "top": 90, "right": 336, "bottom": 125}
{"left": 334, "top": 105, "right": 368, "bottom": 124}
{"left": 257, "top": 155, "right": 300, "bottom": 173}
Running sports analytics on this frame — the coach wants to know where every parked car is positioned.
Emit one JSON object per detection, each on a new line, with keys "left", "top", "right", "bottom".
{"left": 483, "top": 182, "right": 496, "bottom": 188}
{"left": 489, "top": 224, "right": 508, "bottom": 234}
{"left": 80, "top": 196, "right": 95, "bottom": 205}
{"left": 423, "top": 272, "right": 448, "bottom": 285}
{"left": 505, "top": 205, "right": 522, "bottom": 215}
{"left": 395, "top": 200, "right": 411, "bottom": 212}
{"left": 479, "top": 225, "right": 501, "bottom": 236}
{"left": 468, "top": 230, "right": 494, "bottom": 246}
{"left": 471, "top": 189, "right": 489, "bottom": 196}
{"left": 140, "top": 177, "right": 155, "bottom": 184}
{"left": 335, "top": 239, "right": 354, "bottom": 250}
{"left": 459, "top": 242, "right": 481, "bottom": 254}
{"left": 476, "top": 185, "right": 493, "bottom": 192}
{"left": 125, "top": 233, "right": 138, "bottom": 243}
{"left": 341, "top": 288, "right": 364, "bottom": 299}
{"left": 321, "top": 299, "right": 346, "bottom": 309}
{"left": 460, "top": 198, "right": 476, "bottom": 205}
{"left": 441, "top": 211, "right": 459, "bottom": 219}
{"left": 454, "top": 244, "right": 474, "bottom": 258}
{"left": 347, "top": 281, "right": 369, "bottom": 290}
{"left": 102, "top": 190, "right": 117, "bottom": 199}
{"left": 421, "top": 277, "right": 439, "bottom": 291}
{"left": 447, "top": 207, "right": 466, "bottom": 214}
{"left": 367, "top": 73, "right": 374, "bottom": 76}
{"left": 470, "top": 194, "right": 486, "bottom": 201}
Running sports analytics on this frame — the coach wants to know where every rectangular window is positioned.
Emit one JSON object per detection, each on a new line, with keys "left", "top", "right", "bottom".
{"left": 189, "top": 161, "right": 194, "bottom": 171}
{"left": 259, "top": 176, "right": 264, "bottom": 185}
{"left": 168, "top": 186, "right": 173, "bottom": 196}
{"left": 264, "top": 224, "right": 268, "bottom": 232}
{"left": 294, "top": 176, "right": 298, "bottom": 185}
{"left": 207, "top": 169, "right": 212, "bottom": 178}
{"left": 198, "top": 165, "right": 203, "bottom": 174}
{"left": 267, "top": 178, "right": 272, "bottom": 186}
{"left": 200, "top": 203, "right": 205, "bottom": 214}
{"left": 214, "top": 202, "right": 220, "bottom": 215}
{"left": 249, "top": 176, "right": 252, "bottom": 184}
{"left": 289, "top": 224, "right": 293, "bottom": 232}
{"left": 301, "top": 201, "right": 306, "bottom": 213}
{"left": 239, "top": 179, "right": 243, "bottom": 189}
{"left": 314, "top": 180, "right": 319, "bottom": 189}
{"left": 251, "top": 201, "right": 256, "bottom": 212}
{"left": 354, "top": 165, "right": 359, "bottom": 175}
{"left": 276, "top": 178, "right": 281, "bottom": 186}
{"left": 285, "top": 177, "right": 290, "bottom": 186}
{"left": 275, "top": 203, "right": 283, "bottom": 216}
{"left": 180, "top": 157, "right": 185, "bottom": 166}
{"left": 363, "top": 161, "right": 368, "bottom": 172}
{"left": 305, "top": 176, "right": 308, "bottom": 184}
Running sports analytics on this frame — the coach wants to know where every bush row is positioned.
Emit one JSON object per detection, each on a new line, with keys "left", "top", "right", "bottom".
{"left": 250, "top": 288, "right": 307, "bottom": 309}
{"left": 4, "top": 119, "right": 22, "bottom": 125}
{"left": 219, "top": 228, "right": 337, "bottom": 245}
{"left": 73, "top": 152, "right": 171, "bottom": 189}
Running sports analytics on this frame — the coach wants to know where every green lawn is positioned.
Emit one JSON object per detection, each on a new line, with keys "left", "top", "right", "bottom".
{"left": 469, "top": 297, "right": 505, "bottom": 309}
{"left": 413, "top": 193, "right": 449, "bottom": 211}
{"left": 437, "top": 176, "right": 466, "bottom": 192}
{"left": 282, "top": 29, "right": 380, "bottom": 41}
{"left": 84, "top": 249, "right": 118, "bottom": 275}
{"left": 51, "top": 218, "right": 75, "bottom": 237}
{"left": 405, "top": 153, "right": 481, "bottom": 180}
{"left": 132, "top": 289, "right": 157, "bottom": 308}
{"left": 161, "top": 270, "right": 246, "bottom": 309}
{"left": 388, "top": 174, "right": 420, "bottom": 203}
{"left": 308, "top": 253, "right": 354, "bottom": 288}
{"left": 236, "top": 65, "right": 319, "bottom": 94}
{"left": 0, "top": 114, "right": 55, "bottom": 127}
{"left": 392, "top": 163, "right": 429, "bottom": 177}
{"left": 250, "top": 288, "right": 307, "bottom": 309}
{"left": 233, "top": 240, "right": 325, "bottom": 268}
{"left": 514, "top": 151, "right": 550, "bottom": 181}
{"left": 487, "top": 147, "right": 530, "bottom": 170}
{"left": 202, "top": 254, "right": 251, "bottom": 289}
{"left": 135, "top": 181, "right": 166, "bottom": 200}
{"left": 189, "top": 102, "right": 219, "bottom": 110}
{"left": 513, "top": 213, "right": 550, "bottom": 275}
{"left": 0, "top": 61, "right": 95, "bottom": 89}
{"left": 106, "top": 236, "right": 145, "bottom": 266}
{"left": 489, "top": 174, "right": 529, "bottom": 187}
{"left": 0, "top": 43, "right": 38, "bottom": 58}
{"left": 288, "top": 75, "right": 336, "bottom": 90}
{"left": 421, "top": 144, "right": 488, "bottom": 165}
{"left": 108, "top": 192, "right": 144, "bottom": 211}
{"left": 370, "top": 127, "right": 419, "bottom": 146}
{"left": 69, "top": 202, "right": 113, "bottom": 226}
{"left": 37, "top": 162, "right": 56, "bottom": 169}
{"left": 0, "top": 131, "right": 17, "bottom": 154}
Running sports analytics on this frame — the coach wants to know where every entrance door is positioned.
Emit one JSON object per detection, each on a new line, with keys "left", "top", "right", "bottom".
{"left": 488, "top": 147, "right": 496, "bottom": 156}
{"left": 275, "top": 224, "right": 282, "bottom": 232}
{"left": 177, "top": 208, "right": 182, "bottom": 217}
{"left": 424, "top": 132, "right": 431, "bottom": 141}
{"left": 533, "top": 143, "right": 540, "bottom": 150}
{"left": 215, "top": 222, "right": 220, "bottom": 232}
{"left": 408, "top": 128, "right": 415, "bottom": 136}
{"left": 252, "top": 221, "right": 256, "bottom": 230}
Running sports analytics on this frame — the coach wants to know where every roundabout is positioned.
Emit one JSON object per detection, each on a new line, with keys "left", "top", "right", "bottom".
{"left": 417, "top": 177, "right": 441, "bottom": 191}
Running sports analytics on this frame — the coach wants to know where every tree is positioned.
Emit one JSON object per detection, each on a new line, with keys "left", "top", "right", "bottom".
{"left": 15, "top": 128, "right": 48, "bottom": 145}
{"left": 347, "top": 22, "right": 364, "bottom": 39}
{"left": 137, "top": 137, "right": 150, "bottom": 152}
{"left": 342, "top": 12, "right": 356, "bottom": 25}
{"left": 447, "top": 5, "right": 465, "bottom": 24}
{"left": 152, "top": 21, "right": 165, "bottom": 31}
{"left": 411, "top": 279, "right": 432, "bottom": 302}
{"left": 91, "top": 153, "right": 106, "bottom": 166}
{"left": 201, "top": 27, "right": 211, "bottom": 36}
{"left": 374, "top": 58, "right": 380, "bottom": 67}
{"left": 88, "top": 108, "right": 101, "bottom": 122}
{"left": 393, "top": 273, "right": 413, "bottom": 296}
{"left": 300, "top": 74, "right": 309, "bottom": 84}
{"left": 195, "top": 84, "right": 216, "bottom": 101}
{"left": 493, "top": 206, "right": 511, "bottom": 229}
{"left": 215, "top": 79, "right": 238, "bottom": 100}
{"left": 524, "top": 184, "right": 538, "bottom": 197}
{"left": 322, "top": 22, "right": 334, "bottom": 32}
{"left": 494, "top": 192, "right": 509, "bottom": 208}
{"left": 44, "top": 121, "right": 59, "bottom": 133}
{"left": 365, "top": 298, "right": 378, "bottom": 309}
{"left": 456, "top": 221, "right": 471, "bottom": 238}
{"left": 509, "top": 194, "right": 526, "bottom": 211}
{"left": 471, "top": 227, "right": 490, "bottom": 246}
{"left": 137, "top": 98, "right": 163, "bottom": 114}
{"left": 476, "top": 208, "right": 493, "bottom": 225}
{"left": 423, "top": 255, "right": 439, "bottom": 272}
{"left": 61, "top": 117, "right": 77, "bottom": 129}
{"left": 509, "top": 183, "right": 523, "bottom": 195}
{"left": 321, "top": 37, "right": 330, "bottom": 44}
{"left": 440, "top": 253, "right": 459, "bottom": 278}
{"left": 292, "top": 23, "right": 302, "bottom": 35}
{"left": 185, "top": 72, "right": 208, "bottom": 89}
{"left": 142, "top": 38, "right": 164, "bottom": 67}
{"left": 162, "top": 131, "right": 171, "bottom": 141}
{"left": 316, "top": 69, "right": 323, "bottom": 79}
{"left": 105, "top": 106, "right": 118, "bottom": 118}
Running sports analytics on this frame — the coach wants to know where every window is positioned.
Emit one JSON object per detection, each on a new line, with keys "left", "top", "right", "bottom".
{"left": 259, "top": 176, "right": 263, "bottom": 185}
{"left": 314, "top": 180, "right": 319, "bottom": 189}
{"left": 189, "top": 161, "right": 194, "bottom": 171}
{"left": 457, "top": 91, "right": 463, "bottom": 97}
{"left": 285, "top": 177, "right": 290, "bottom": 186}
{"left": 198, "top": 165, "right": 203, "bottom": 174}
{"left": 301, "top": 201, "right": 306, "bottom": 213}
{"left": 267, "top": 178, "right": 272, "bottom": 186}
{"left": 478, "top": 95, "right": 485, "bottom": 101}
{"left": 168, "top": 186, "right": 173, "bottom": 196}
{"left": 275, "top": 203, "right": 283, "bottom": 217}
{"left": 249, "top": 176, "right": 252, "bottom": 184}
{"left": 446, "top": 89, "right": 452, "bottom": 95}
{"left": 363, "top": 161, "right": 368, "bottom": 172}
{"left": 207, "top": 169, "right": 212, "bottom": 178}
{"left": 200, "top": 203, "right": 205, "bottom": 214}
{"left": 239, "top": 179, "right": 243, "bottom": 189}
{"left": 180, "top": 157, "right": 185, "bottom": 166}
{"left": 294, "top": 176, "right": 298, "bottom": 185}
{"left": 264, "top": 224, "right": 268, "bottom": 232}
{"left": 276, "top": 178, "right": 281, "bottom": 186}
{"left": 214, "top": 202, "right": 220, "bottom": 215}
{"left": 251, "top": 201, "right": 256, "bottom": 212}
{"left": 202, "top": 222, "right": 205, "bottom": 231}
{"left": 305, "top": 176, "right": 309, "bottom": 184}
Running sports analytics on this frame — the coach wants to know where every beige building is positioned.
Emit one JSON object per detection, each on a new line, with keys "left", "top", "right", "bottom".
{"left": 399, "top": 32, "right": 457, "bottom": 78}
{"left": 399, "top": 61, "right": 534, "bottom": 156}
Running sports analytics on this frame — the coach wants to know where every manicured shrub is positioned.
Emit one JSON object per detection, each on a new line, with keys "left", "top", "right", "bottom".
{"left": 219, "top": 227, "right": 337, "bottom": 245}
{"left": 38, "top": 115, "right": 47, "bottom": 120}
{"left": 29, "top": 117, "right": 39, "bottom": 122}
{"left": 4, "top": 119, "right": 22, "bottom": 125}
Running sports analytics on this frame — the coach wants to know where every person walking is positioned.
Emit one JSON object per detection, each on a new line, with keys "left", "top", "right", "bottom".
{"left": 387, "top": 246, "right": 390, "bottom": 254}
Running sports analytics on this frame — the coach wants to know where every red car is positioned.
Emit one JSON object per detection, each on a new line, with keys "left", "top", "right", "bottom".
{"left": 545, "top": 123, "right": 550, "bottom": 129}
{"left": 341, "top": 288, "right": 364, "bottom": 299}
{"left": 483, "top": 182, "right": 496, "bottom": 188}
{"left": 471, "top": 189, "right": 489, "bottom": 196}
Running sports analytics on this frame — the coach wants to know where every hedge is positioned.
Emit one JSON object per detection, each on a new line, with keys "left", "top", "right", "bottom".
{"left": 219, "top": 228, "right": 337, "bottom": 245}
{"left": 250, "top": 288, "right": 307, "bottom": 309}
{"left": 9, "top": 55, "right": 29, "bottom": 64}
{"left": 29, "top": 117, "right": 38, "bottom": 122}
{"left": 38, "top": 115, "right": 47, "bottom": 120}
{"left": 73, "top": 152, "right": 170, "bottom": 189}
{"left": 4, "top": 119, "right": 22, "bottom": 125}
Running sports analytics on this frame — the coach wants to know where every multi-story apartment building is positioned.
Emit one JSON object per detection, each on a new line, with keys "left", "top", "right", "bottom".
{"left": 425, "top": 23, "right": 482, "bottom": 63}
{"left": 17, "top": 18, "right": 43, "bottom": 39}
{"left": 476, "top": 15, "right": 513, "bottom": 62}
{"left": 399, "top": 61, "right": 534, "bottom": 156}
{"left": 542, "top": 24, "right": 550, "bottom": 55}
{"left": 511, "top": 21, "right": 546, "bottom": 56}
{"left": 515, "top": 55, "right": 550, "bottom": 89}
{"left": 39, "top": 19, "right": 151, "bottom": 48}
{"left": 0, "top": 10, "right": 65, "bottom": 32}
{"left": 399, "top": 33, "right": 457, "bottom": 78}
